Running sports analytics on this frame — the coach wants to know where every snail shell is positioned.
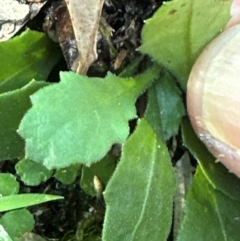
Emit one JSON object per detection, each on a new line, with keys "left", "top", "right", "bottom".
{"left": 187, "top": 24, "right": 240, "bottom": 177}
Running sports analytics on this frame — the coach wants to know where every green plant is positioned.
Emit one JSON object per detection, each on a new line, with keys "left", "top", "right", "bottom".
{"left": 0, "top": 0, "right": 238, "bottom": 240}
{"left": 0, "top": 173, "right": 62, "bottom": 241}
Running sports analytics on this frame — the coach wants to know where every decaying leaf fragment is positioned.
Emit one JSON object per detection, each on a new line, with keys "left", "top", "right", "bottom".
{"left": 65, "top": 0, "right": 104, "bottom": 74}
{"left": 0, "top": 0, "right": 46, "bottom": 41}
{"left": 45, "top": 1, "right": 78, "bottom": 69}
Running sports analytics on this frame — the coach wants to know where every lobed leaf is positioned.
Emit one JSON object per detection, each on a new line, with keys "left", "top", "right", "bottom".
{"left": 18, "top": 66, "right": 160, "bottom": 169}
{"left": 102, "top": 119, "right": 176, "bottom": 241}
{"left": 139, "top": 0, "right": 231, "bottom": 90}
{"left": 54, "top": 164, "right": 81, "bottom": 185}
{"left": 15, "top": 159, "right": 53, "bottom": 186}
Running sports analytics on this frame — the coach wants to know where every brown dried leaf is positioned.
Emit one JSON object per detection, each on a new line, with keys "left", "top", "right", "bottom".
{"left": 53, "top": 2, "right": 78, "bottom": 68}
{"left": 65, "top": 0, "right": 104, "bottom": 74}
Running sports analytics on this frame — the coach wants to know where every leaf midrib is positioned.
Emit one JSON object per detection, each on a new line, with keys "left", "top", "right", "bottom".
{"left": 130, "top": 136, "right": 157, "bottom": 240}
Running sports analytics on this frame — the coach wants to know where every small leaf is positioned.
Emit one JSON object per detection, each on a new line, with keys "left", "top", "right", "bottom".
{"left": 0, "top": 209, "right": 34, "bottom": 241}
{"left": 177, "top": 166, "right": 240, "bottom": 241}
{"left": 102, "top": 119, "right": 176, "bottom": 241}
{"left": 0, "top": 194, "right": 63, "bottom": 212}
{"left": 80, "top": 153, "right": 117, "bottom": 196}
{"left": 145, "top": 70, "right": 185, "bottom": 140}
{"left": 0, "top": 174, "right": 19, "bottom": 196}
{"left": 15, "top": 159, "right": 53, "bottom": 186}
{"left": 0, "top": 29, "right": 61, "bottom": 93}
{"left": 0, "top": 225, "right": 13, "bottom": 241}
{"left": 139, "top": 0, "right": 231, "bottom": 90}
{"left": 0, "top": 80, "right": 48, "bottom": 160}
{"left": 18, "top": 66, "right": 160, "bottom": 169}
{"left": 54, "top": 164, "right": 81, "bottom": 185}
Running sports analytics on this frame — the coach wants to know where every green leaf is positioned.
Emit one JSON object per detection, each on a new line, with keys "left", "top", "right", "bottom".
{"left": 145, "top": 70, "right": 185, "bottom": 140}
{"left": 139, "top": 0, "right": 231, "bottom": 90}
{"left": 0, "top": 80, "right": 48, "bottom": 160}
{"left": 0, "top": 194, "right": 63, "bottom": 212}
{"left": 80, "top": 153, "right": 117, "bottom": 196}
{"left": 118, "top": 55, "right": 146, "bottom": 78}
{"left": 0, "top": 174, "right": 19, "bottom": 196}
{"left": 0, "top": 209, "right": 34, "bottom": 241}
{"left": 18, "top": 66, "right": 160, "bottom": 169}
{"left": 54, "top": 164, "right": 81, "bottom": 185}
{"left": 0, "top": 29, "right": 61, "bottom": 93}
{"left": 15, "top": 159, "right": 53, "bottom": 186}
{"left": 0, "top": 225, "right": 13, "bottom": 241}
{"left": 177, "top": 166, "right": 240, "bottom": 241}
{"left": 102, "top": 119, "right": 176, "bottom": 241}
{"left": 181, "top": 117, "right": 240, "bottom": 201}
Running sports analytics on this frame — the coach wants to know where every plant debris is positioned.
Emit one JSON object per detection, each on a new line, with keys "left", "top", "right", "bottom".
{"left": 0, "top": 0, "right": 46, "bottom": 41}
